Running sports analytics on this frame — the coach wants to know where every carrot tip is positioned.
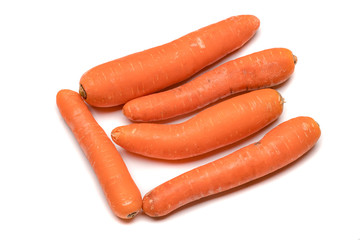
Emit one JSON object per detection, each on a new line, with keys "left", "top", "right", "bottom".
{"left": 111, "top": 130, "right": 118, "bottom": 141}
{"left": 277, "top": 91, "right": 285, "bottom": 105}
{"left": 293, "top": 55, "right": 298, "bottom": 65}
{"left": 79, "top": 84, "right": 87, "bottom": 99}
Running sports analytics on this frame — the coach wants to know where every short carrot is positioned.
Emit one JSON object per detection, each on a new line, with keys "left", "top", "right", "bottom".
{"left": 142, "top": 116, "right": 321, "bottom": 217}
{"left": 123, "top": 48, "right": 296, "bottom": 122}
{"left": 111, "top": 89, "right": 284, "bottom": 160}
{"left": 79, "top": 15, "right": 260, "bottom": 107}
{"left": 56, "top": 89, "right": 142, "bottom": 219}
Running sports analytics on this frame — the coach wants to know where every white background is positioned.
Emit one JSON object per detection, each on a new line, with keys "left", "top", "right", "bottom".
{"left": 1, "top": 0, "right": 359, "bottom": 239}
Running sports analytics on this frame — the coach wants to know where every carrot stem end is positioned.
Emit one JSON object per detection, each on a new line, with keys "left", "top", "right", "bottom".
{"left": 79, "top": 84, "right": 87, "bottom": 99}
{"left": 126, "top": 211, "right": 139, "bottom": 219}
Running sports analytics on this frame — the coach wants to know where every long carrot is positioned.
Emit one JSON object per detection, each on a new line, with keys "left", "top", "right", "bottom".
{"left": 56, "top": 89, "right": 142, "bottom": 219}
{"left": 111, "top": 89, "right": 284, "bottom": 160}
{"left": 123, "top": 48, "right": 296, "bottom": 122}
{"left": 79, "top": 15, "right": 260, "bottom": 107}
{"left": 142, "top": 116, "right": 321, "bottom": 217}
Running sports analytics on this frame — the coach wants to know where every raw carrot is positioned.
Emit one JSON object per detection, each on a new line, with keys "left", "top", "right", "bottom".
{"left": 111, "top": 88, "right": 284, "bottom": 160}
{"left": 79, "top": 15, "right": 260, "bottom": 107}
{"left": 56, "top": 89, "right": 142, "bottom": 219}
{"left": 123, "top": 48, "right": 296, "bottom": 122}
{"left": 142, "top": 116, "right": 321, "bottom": 217}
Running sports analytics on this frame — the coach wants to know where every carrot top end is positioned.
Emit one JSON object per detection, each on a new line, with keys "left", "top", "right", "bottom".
{"left": 126, "top": 211, "right": 139, "bottom": 219}
{"left": 79, "top": 84, "right": 87, "bottom": 99}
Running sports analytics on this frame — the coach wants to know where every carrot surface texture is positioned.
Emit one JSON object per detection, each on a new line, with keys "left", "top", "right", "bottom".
{"left": 123, "top": 48, "right": 296, "bottom": 122}
{"left": 111, "top": 88, "right": 284, "bottom": 160}
{"left": 56, "top": 89, "right": 142, "bottom": 219}
{"left": 142, "top": 116, "right": 321, "bottom": 217}
{"left": 79, "top": 15, "right": 260, "bottom": 107}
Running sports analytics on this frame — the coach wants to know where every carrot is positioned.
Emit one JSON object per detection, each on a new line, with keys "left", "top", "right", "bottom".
{"left": 142, "top": 116, "right": 321, "bottom": 217}
{"left": 56, "top": 89, "right": 142, "bottom": 219}
{"left": 79, "top": 15, "right": 260, "bottom": 107}
{"left": 123, "top": 48, "right": 296, "bottom": 122}
{"left": 111, "top": 88, "right": 284, "bottom": 160}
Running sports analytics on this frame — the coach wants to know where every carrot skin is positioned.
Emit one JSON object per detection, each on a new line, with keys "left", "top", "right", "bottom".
{"left": 79, "top": 15, "right": 260, "bottom": 107}
{"left": 112, "top": 89, "right": 284, "bottom": 160}
{"left": 123, "top": 48, "right": 296, "bottom": 122}
{"left": 56, "top": 89, "right": 142, "bottom": 219}
{"left": 142, "top": 116, "right": 321, "bottom": 217}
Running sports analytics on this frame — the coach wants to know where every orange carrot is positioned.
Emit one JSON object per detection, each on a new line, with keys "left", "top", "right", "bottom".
{"left": 111, "top": 89, "right": 283, "bottom": 160}
{"left": 142, "top": 116, "right": 321, "bottom": 217}
{"left": 123, "top": 48, "right": 296, "bottom": 122}
{"left": 56, "top": 89, "right": 142, "bottom": 219}
{"left": 79, "top": 15, "right": 260, "bottom": 107}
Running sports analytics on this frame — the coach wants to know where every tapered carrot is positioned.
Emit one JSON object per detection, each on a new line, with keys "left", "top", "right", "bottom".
{"left": 123, "top": 48, "right": 296, "bottom": 122}
{"left": 142, "top": 116, "right": 321, "bottom": 217}
{"left": 79, "top": 15, "right": 260, "bottom": 107}
{"left": 56, "top": 89, "right": 142, "bottom": 219}
{"left": 111, "top": 89, "right": 283, "bottom": 160}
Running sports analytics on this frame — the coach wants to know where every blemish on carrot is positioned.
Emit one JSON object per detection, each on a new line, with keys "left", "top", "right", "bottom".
{"left": 254, "top": 141, "right": 261, "bottom": 146}
{"left": 196, "top": 37, "right": 206, "bottom": 48}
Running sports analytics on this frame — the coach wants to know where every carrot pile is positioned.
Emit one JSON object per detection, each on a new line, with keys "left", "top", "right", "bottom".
{"left": 57, "top": 15, "right": 321, "bottom": 220}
